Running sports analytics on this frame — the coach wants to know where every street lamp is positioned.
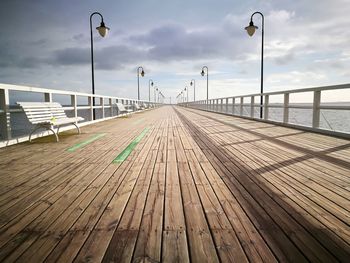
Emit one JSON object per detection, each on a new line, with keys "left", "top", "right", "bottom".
{"left": 190, "top": 79, "right": 195, "bottom": 102}
{"left": 245, "top": 11, "right": 264, "bottom": 119}
{"left": 154, "top": 86, "right": 158, "bottom": 102}
{"left": 149, "top": 79, "right": 154, "bottom": 102}
{"left": 137, "top": 66, "right": 145, "bottom": 101}
{"left": 201, "top": 66, "right": 208, "bottom": 105}
{"left": 155, "top": 87, "right": 158, "bottom": 103}
{"left": 90, "top": 12, "right": 110, "bottom": 120}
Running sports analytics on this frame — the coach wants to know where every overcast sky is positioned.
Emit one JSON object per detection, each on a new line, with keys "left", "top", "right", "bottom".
{"left": 1, "top": 0, "right": 350, "bottom": 102}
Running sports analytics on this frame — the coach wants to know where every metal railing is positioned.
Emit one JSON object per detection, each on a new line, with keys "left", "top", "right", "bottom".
{"left": 179, "top": 83, "right": 350, "bottom": 138}
{"left": 0, "top": 83, "right": 161, "bottom": 147}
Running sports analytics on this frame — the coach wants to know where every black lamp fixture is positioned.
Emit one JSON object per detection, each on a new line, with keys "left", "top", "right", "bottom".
{"left": 149, "top": 79, "right": 154, "bottom": 102}
{"left": 201, "top": 66, "right": 208, "bottom": 104}
{"left": 137, "top": 66, "right": 145, "bottom": 101}
{"left": 190, "top": 79, "right": 195, "bottom": 102}
{"left": 90, "top": 12, "right": 110, "bottom": 120}
{"left": 245, "top": 11, "right": 264, "bottom": 119}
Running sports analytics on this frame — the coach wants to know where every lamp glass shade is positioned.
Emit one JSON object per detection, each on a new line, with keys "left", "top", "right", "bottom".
{"left": 201, "top": 70, "right": 205, "bottom": 76}
{"left": 141, "top": 70, "right": 145, "bottom": 77}
{"left": 151, "top": 81, "right": 154, "bottom": 86}
{"left": 96, "top": 22, "right": 110, "bottom": 37}
{"left": 190, "top": 81, "right": 193, "bottom": 86}
{"left": 245, "top": 23, "right": 258, "bottom": 37}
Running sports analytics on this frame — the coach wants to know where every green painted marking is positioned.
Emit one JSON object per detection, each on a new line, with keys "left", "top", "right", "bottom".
{"left": 67, "top": 133, "right": 106, "bottom": 152}
{"left": 113, "top": 128, "right": 150, "bottom": 163}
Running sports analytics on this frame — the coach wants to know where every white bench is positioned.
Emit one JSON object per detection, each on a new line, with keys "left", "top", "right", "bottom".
{"left": 116, "top": 103, "right": 133, "bottom": 115}
{"left": 18, "top": 102, "right": 84, "bottom": 142}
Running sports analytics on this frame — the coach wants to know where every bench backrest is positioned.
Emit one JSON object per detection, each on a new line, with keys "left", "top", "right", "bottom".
{"left": 116, "top": 103, "right": 127, "bottom": 112}
{"left": 17, "top": 102, "right": 68, "bottom": 124}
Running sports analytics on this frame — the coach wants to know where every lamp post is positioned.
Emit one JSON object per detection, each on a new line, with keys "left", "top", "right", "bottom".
{"left": 137, "top": 66, "right": 145, "bottom": 101}
{"left": 154, "top": 86, "right": 158, "bottom": 102}
{"left": 201, "top": 66, "right": 208, "bottom": 105}
{"left": 245, "top": 11, "right": 264, "bottom": 119}
{"left": 90, "top": 12, "right": 110, "bottom": 120}
{"left": 184, "top": 86, "right": 188, "bottom": 104}
{"left": 155, "top": 87, "right": 159, "bottom": 103}
{"left": 190, "top": 79, "right": 195, "bottom": 102}
{"left": 149, "top": 79, "right": 154, "bottom": 102}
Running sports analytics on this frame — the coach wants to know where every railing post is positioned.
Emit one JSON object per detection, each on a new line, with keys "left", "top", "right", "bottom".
{"left": 88, "top": 96, "right": 93, "bottom": 121}
{"left": 312, "top": 90, "right": 321, "bottom": 128}
{"left": 0, "top": 89, "right": 11, "bottom": 140}
{"left": 109, "top": 98, "right": 113, "bottom": 117}
{"left": 44, "top": 92, "right": 52, "bottom": 102}
{"left": 71, "top": 95, "right": 77, "bottom": 119}
{"left": 225, "top": 98, "right": 229, "bottom": 113}
{"left": 283, "top": 93, "right": 289, "bottom": 123}
{"left": 101, "top": 97, "right": 104, "bottom": 119}
{"left": 240, "top": 97, "right": 244, "bottom": 116}
{"left": 232, "top": 97, "right": 235, "bottom": 115}
{"left": 221, "top": 98, "right": 224, "bottom": 112}
{"left": 264, "top": 95, "right": 269, "bottom": 120}
{"left": 250, "top": 96, "right": 255, "bottom": 118}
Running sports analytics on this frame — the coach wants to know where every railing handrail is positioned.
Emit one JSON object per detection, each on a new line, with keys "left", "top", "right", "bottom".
{"left": 192, "top": 83, "right": 350, "bottom": 101}
{"left": 0, "top": 83, "right": 151, "bottom": 102}
{"left": 180, "top": 83, "right": 350, "bottom": 139}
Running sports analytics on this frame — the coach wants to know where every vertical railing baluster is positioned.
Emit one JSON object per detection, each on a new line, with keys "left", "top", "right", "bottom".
{"left": 251, "top": 96, "right": 255, "bottom": 118}
{"left": 240, "top": 97, "right": 244, "bottom": 116}
{"left": 283, "top": 93, "right": 289, "bottom": 123}
{"left": 232, "top": 97, "right": 235, "bottom": 115}
{"left": 89, "top": 96, "right": 93, "bottom": 121}
{"left": 0, "top": 89, "right": 11, "bottom": 140}
{"left": 101, "top": 97, "right": 104, "bottom": 119}
{"left": 264, "top": 95, "right": 269, "bottom": 120}
{"left": 71, "top": 95, "right": 77, "bottom": 119}
{"left": 312, "top": 90, "right": 321, "bottom": 128}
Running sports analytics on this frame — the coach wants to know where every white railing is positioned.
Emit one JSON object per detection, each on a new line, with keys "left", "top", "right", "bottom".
{"left": 179, "top": 83, "right": 350, "bottom": 138}
{"left": 0, "top": 83, "right": 161, "bottom": 147}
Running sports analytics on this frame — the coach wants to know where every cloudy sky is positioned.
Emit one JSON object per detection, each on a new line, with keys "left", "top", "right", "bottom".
{"left": 1, "top": 0, "right": 350, "bottom": 102}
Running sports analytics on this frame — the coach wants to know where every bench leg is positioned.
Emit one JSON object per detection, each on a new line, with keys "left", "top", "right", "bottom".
{"left": 73, "top": 123, "right": 81, "bottom": 134}
{"left": 29, "top": 125, "right": 41, "bottom": 142}
{"left": 49, "top": 127, "right": 59, "bottom": 142}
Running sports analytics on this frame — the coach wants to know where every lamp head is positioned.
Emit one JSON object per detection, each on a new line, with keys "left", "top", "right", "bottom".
{"left": 151, "top": 81, "right": 154, "bottom": 86}
{"left": 140, "top": 69, "right": 145, "bottom": 77}
{"left": 96, "top": 21, "right": 110, "bottom": 37}
{"left": 190, "top": 81, "right": 193, "bottom": 86}
{"left": 245, "top": 21, "right": 258, "bottom": 37}
{"left": 201, "top": 69, "right": 205, "bottom": 76}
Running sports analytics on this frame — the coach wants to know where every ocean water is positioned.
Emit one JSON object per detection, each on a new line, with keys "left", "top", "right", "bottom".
{"left": 192, "top": 102, "right": 350, "bottom": 134}
{"left": 1, "top": 103, "right": 349, "bottom": 140}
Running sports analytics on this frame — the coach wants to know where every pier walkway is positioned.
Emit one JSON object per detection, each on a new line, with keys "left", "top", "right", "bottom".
{"left": 0, "top": 106, "right": 349, "bottom": 262}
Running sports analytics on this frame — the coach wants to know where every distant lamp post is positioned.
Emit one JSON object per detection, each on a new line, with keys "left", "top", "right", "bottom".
{"left": 149, "top": 79, "right": 154, "bottom": 102}
{"left": 153, "top": 86, "right": 158, "bottom": 102}
{"left": 184, "top": 86, "right": 188, "bottom": 104}
{"left": 190, "top": 79, "right": 195, "bottom": 102}
{"left": 137, "top": 66, "right": 145, "bottom": 101}
{"left": 155, "top": 87, "right": 158, "bottom": 103}
{"left": 90, "top": 12, "right": 110, "bottom": 120}
{"left": 245, "top": 11, "right": 264, "bottom": 119}
{"left": 201, "top": 66, "right": 208, "bottom": 104}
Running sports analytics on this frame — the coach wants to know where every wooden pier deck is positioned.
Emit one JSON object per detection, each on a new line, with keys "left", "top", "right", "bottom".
{"left": 0, "top": 106, "right": 349, "bottom": 262}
